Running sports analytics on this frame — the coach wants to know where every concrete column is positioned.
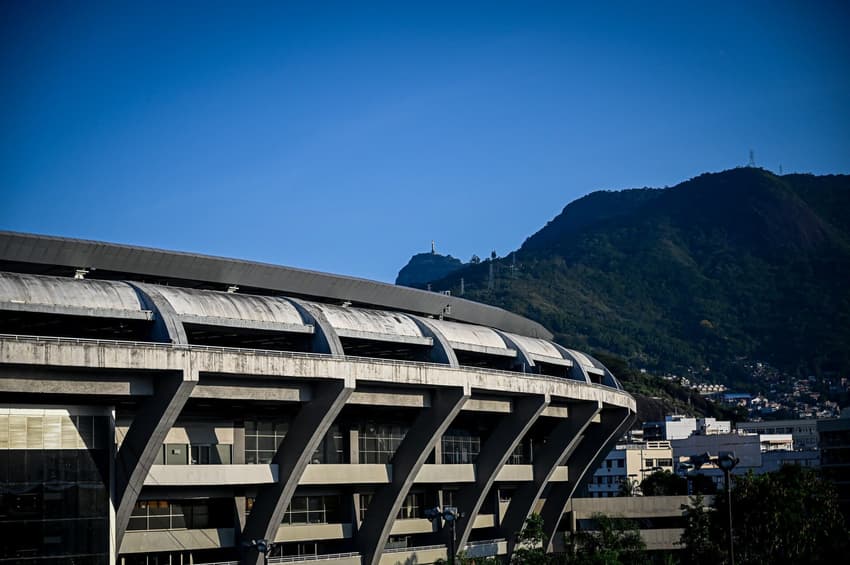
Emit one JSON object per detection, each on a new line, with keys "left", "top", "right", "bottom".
{"left": 454, "top": 395, "right": 548, "bottom": 550}
{"left": 500, "top": 401, "right": 601, "bottom": 555}
{"left": 349, "top": 428, "right": 360, "bottom": 464}
{"left": 233, "top": 422, "right": 246, "bottom": 465}
{"left": 242, "top": 379, "right": 354, "bottom": 565}
{"left": 539, "top": 407, "right": 634, "bottom": 550}
{"left": 115, "top": 370, "right": 197, "bottom": 544}
{"left": 356, "top": 386, "right": 469, "bottom": 565}
{"left": 115, "top": 283, "right": 195, "bottom": 547}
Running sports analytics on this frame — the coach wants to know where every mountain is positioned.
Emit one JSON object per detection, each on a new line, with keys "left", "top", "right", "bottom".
{"left": 395, "top": 252, "right": 464, "bottom": 287}
{"left": 402, "top": 168, "right": 850, "bottom": 383}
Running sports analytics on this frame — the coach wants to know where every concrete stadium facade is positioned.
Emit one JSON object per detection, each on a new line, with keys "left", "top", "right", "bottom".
{"left": 0, "top": 232, "right": 635, "bottom": 565}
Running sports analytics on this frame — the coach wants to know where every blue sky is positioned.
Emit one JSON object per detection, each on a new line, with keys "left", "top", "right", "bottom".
{"left": 2, "top": 1, "right": 849, "bottom": 282}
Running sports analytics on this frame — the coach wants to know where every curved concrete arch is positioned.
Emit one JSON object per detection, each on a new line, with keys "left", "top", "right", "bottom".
{"left": 454, "top": 394, "right": 549, "bottom": 551}
{"left": 493, "top": 329, "right": 535, "bottom": 372}
{"left": 285, "top": 298, "right": 345, "bottom": 355}
{"left": 584, "top": 353, "right": 622, "bottom": 390}
{"left": 357, "top": 386, "right": 470, "bottom": 565}
{"left": 0, "top": 271, "right": 150, "bottom": 319}
{"left": 552, "top": 343, "right": 592, "bottom": 384}
{"left": 501, "top": 401, "right": 602, "bottom": 555}
{"left": 540, "top": 407, "right": 635, "bottom": 549}
{"left": 410, "top": 315, "right": 460, "bottom": 367}
{"left": 127, "top": 282, "right": 188, "bottom": 344}
{"left": 115, "top": 283, "right": 195, "bottom": 547}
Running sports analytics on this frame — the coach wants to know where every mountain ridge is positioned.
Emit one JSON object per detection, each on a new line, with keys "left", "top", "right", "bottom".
{"left": 398, "top": 168, "right": 850, "bottom": 383}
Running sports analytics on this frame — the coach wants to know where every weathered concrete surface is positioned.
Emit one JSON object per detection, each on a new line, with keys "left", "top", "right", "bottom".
{"left": 0, "top": 337, "right": 635, "bottom": 411}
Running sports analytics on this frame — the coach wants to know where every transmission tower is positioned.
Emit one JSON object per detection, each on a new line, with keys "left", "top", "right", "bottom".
{"left": 748, "top": 149, "right": 756, "bottom": 168}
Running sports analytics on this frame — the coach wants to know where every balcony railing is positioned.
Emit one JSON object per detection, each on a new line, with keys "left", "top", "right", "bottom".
{"left": 269, "top": 552, "right": 361, "bottom": 563}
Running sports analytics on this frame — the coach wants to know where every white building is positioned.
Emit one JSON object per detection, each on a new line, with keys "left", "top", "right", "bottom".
{"left": 587, "top": 441, "right": 674, "bottom": 497}
{"left": 663, "top": 415, "right": 731, "bottom": 440}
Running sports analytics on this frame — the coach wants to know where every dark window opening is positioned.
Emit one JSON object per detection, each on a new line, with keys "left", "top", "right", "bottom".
{"left": 184, "top": 323, "right": 313, "bottom": 353}
{"left": 534, "top": 361, "right": 570, "bottom": 379}
{"left": 339, "top": 337, "right": 432, "bottom": 362}
{"left": 455, "top": 350, "right": 515, "bottom": 371}
{"left": 0, "top": 311, "right": 152, "bottom": 342}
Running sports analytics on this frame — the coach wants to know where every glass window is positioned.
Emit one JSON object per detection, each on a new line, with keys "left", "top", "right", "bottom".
{"left": 441, "top": 430, "right": 481, "bottom": 464}
{"left": 246, "top": 420, "right": 289, "bottom": 464}
{"left": 359, "top": 423, "right": 407, "bottom": 464}
{"left": 360, "top": 494, "right": 373, "bottom": 521}
{"left": 283, "top": 495, "right": 343, "bottom": 525}
{"left": 397, "top": 492, "right": 423, "bottom": 520}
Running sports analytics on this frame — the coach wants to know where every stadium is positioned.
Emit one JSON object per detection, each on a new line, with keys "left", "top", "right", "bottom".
{"left": 0, "top": 231, "right": 635, "bottom": 565}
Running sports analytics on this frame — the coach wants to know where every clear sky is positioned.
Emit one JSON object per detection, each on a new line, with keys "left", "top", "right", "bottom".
{"left": 2, "top": 1, "right": 849, "bottom": 283}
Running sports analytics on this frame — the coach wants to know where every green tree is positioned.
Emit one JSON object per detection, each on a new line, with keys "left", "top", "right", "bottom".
{"left": 678, "top": 495, "right": 723, "bottom": 565}
{"left": 512, "top": 513, "right": 550, "bottom": 565}
{"left": 679, "top": 466, "right": 849, "bottom": 564}
{"left": 641, "top": 470, "right": 716, "bottom": 496}
{"left": 640, "top": 470, "right": 687, "bottom": 496}
{"left": 618, "top": 478, "right": 640, "bottom": 497}
{"left": 567, "top": 513, "right": 646, "bottom": 565}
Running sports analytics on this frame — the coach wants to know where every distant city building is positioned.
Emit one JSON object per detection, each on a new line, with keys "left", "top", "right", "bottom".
{"left": 737, "top": 419, "right": 819, "bottom": 450}
{"left": 673, "top": 431, "right": 817, "bottom": 489}
{"left": 586, "top": 441, "right": 674, "bottom": 497}
{"left": 643, "top": 415, "right": 731, "bottom": 441}
{"left": 818, "top": 411, "right": 850, "bottom": 519}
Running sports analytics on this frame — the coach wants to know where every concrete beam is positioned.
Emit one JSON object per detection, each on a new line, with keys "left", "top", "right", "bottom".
{"left": 357, "top": 386, "right": 469, "bottom": 565}
{"left": 539, "top": 407, "right": 634, "bottom": 550}
{"left": 500, "top": 401, "right": 601, "bottom": 555}
{"left": 455, "top": 395, "right": 549, "bottom": 550}
{"left": 0, "top": 336, "right": 636, "bottom": 412}
{"left": 242, "top": 379, "right": 354, "bottom": 565}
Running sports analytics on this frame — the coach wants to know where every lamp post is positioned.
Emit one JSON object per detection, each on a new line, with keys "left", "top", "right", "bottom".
{"left": 243, "top": 538, "right": 273, "bottom": 565}
{"left": 425, "top": 506, "right": 465, "bottom": 565}
{"left": 716, "top": 452, "right": 739, "bottom": 565}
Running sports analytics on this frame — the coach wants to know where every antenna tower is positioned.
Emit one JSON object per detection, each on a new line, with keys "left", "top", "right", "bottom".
{"left": 748, "top": 149, "right": 756, "bottom": 168}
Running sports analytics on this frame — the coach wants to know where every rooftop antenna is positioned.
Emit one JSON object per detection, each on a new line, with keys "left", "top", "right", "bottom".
{"left": 748, "top": 149, "right": 756, "bottom": 168}
{"left": 431, "top": 240, "right": 436, "bottom": 255}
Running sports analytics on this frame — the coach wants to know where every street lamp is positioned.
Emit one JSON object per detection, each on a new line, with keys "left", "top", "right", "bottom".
{"left": 425, "top": 506, "right": 465, "bottom": 565}
{"left": 716, "top": 452, "right": 739, "bottom": 565}
{"left": 243, "top": 538, "right": 274, "bottom": 565}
